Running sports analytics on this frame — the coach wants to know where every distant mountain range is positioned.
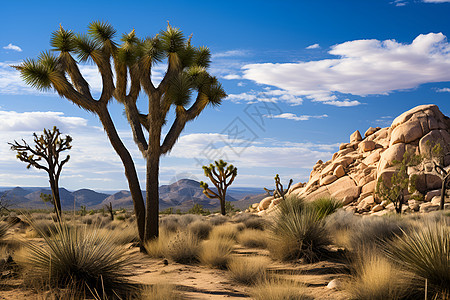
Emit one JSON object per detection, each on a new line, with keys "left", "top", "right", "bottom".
{"left": 0, "top": 179, "right": 266, "bottom": 212}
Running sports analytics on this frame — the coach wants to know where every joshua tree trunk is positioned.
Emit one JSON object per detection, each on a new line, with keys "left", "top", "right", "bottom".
{"left": 49, "top": 176, "right": 61, "bottom": 219}
{"left": 97, "top": 106, "right": 146, "bottom": 243}
{"left": 440, "top": 175, "right": 449, "bottom": 210}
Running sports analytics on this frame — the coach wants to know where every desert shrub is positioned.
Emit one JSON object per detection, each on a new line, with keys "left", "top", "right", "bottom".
{"left": 384, "top": 220, "right": 450, "bottom": 297}
{"left": 115, "top": 214, "right": 126, "bottom": 221}
{"left": 228, "top": 256, "right": 269, "bottom": 285}
{"left": 187, "top": 203, "right": 210, "bottom": 215}
{"left": 308, "top": 197, "right": 342, "bottom": 219}
{"left": 325, "top": 209, "right": 359, "bottom": 231}
{"left": 243, "top": 217, "right": 267, "bottom": 230}
{"left": 210, "top": 223, "right": 243, "bottom": 241}
{"left": 231, "top": 212, "right": 254, "bottom": 223}
{"left": 237, "top": 229, "right": 269, "bottom": 248}
{"left": 187, "top": 220, "right": 212, "bottom": 240}
{"left": 269, "top": 203, "right": 330, "bottom": 262}
{"left": 278, "top": 195, "right": 305, "bottom": 216}
{"left": 250, "top": 277, "right": 312, "bottom": 300}
{"left": 160, "top": 215, "right": 180, "bottom": 232}
{"left": 97, "top": 225, "right": 138, "bottom": 245}
{"left": 18, "top": 220, "right": 136, "bottom": 298}
{"left": 30, "top": 213, "right": 51, "bottom": 220}
{"left": 179, "top": 214, "right": 202, "bottom": 226}
{"left": 346, "top": 250, "right": 416, "bottom": 300}
{"left": 209, "top": 214, "right": 228, "bottom": 226}
{"left": 347, "top": 216, "right": 407, "bottom": 251}
{"left": 144, "top": 230, "right": 173, "bottom": 259}
{"left": 165, "top": 230, "right": 200, "bottom": 264}
{"left": 141, "top": 284, "right": 181, "bottom": 300}
{"left": 198, "top": 237, "right": 234, "bottom": 269}
{"left": 31, "top": 220, "right": 60, "bottom": 237}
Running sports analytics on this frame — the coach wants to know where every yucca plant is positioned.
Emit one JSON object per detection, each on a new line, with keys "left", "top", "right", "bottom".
{"left": 20, "top": 219, "right": 136, "bottom": 298}
{"left": 308, "top": 197, "right": 342, "bottom": 220}
{"left": 384, "top": 221, "right": 450, "bottom": 296}
{"left": 269, "top": 196, "right": 330, "bottom": 262}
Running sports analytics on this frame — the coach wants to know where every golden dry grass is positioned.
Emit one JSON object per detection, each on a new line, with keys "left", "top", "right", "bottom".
{"left": 237, "top": 228, "right": 269, "bottom": 248}
{"left": 198, "top": 237, "right": 234, "bottom": 269}
{"left": 250, "top": 277, "right": 312, "bottom": 300}
{"left": 227, "top": 256, "right": 270, "bottom": 285}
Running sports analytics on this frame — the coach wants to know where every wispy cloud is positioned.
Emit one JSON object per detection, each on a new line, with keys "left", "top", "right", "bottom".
{"left": 269, "top": 113, "right": 328, "bottom": 121}
{"left": 436, "top": 87, "right": 450, "bottom": 92}
{"left": 226, "top": 88, "right": 303, "bottom": 105}
{"left": 323, "top": 100, "right": 361, "bottom": 107}
{"left": 3, "top": 43, "right": 22, "bottom": 52}
{"left": 223, "top": 74, "right": 242, "bottom": 80}
{"left": 422, "top": 0, "right": 450, "bottom": 2}
{"left": 306, "top": 43, "right": 320, "bottom": 49}
{"left": 212, "top": 49, "right": 249, "bottom": 58}
{"left": 242, "top": 33, "right": 450, "bottom": 103}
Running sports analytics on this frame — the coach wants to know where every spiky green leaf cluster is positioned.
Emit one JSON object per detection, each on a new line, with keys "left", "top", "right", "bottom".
{"left": 51, "top": 26, "right": 75, "bottom": 52}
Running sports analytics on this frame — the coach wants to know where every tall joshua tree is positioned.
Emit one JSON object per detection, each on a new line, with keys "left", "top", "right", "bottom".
{"left": 9, "top": 126, "right": 71, "bottom": 219}
{"left": 15, "top": 21, "right": 226, "bottom": 242}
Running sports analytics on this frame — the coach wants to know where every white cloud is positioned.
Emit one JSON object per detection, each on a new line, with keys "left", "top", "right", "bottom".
{"left": 167, "top": 133, "right": 336, "bottom": 170}
{"left": 436, "top": 87, "right": 450, "bottom": 92}
{"left": 226, "top": 89, "right": 303, "bottom": 105}
{"left": 270, "top": 113, "right": 328, "bottom": 121}
{"left": 242, "top": 33, "right": 450, "bottom": 103}
{"left": 212, "top": 50, "right": 249, "bottom": 58}
{"left": 423, "top": 0, "right": 450, "bottom": 2}
{"left": 223, "top": 74, "right": 242, "bottom": 80}
{"left": 306, "top": 43, "right": 320, "bottom": 49}
{"left": 323, "top": 100, "right": 361, "bottom": 107}
{"left": 0, "top": 110, "right": 88, "bottom": 132}
{"left": 3, "top": 43, "right": 22, "bottom": 52}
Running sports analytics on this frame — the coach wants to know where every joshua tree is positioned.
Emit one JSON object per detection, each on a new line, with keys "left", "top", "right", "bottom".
{"left": 200, "top": 160, "right": 237, "bottom": 215}
{"left": 264, "top": 174, "right": 293, "bottom": 200}
{"left": 105, "top": 202, "right": 114, "bottom": 221}
{"left": 15, "top": 22, "right": 226, "bottom": 243}
{"left": 9, "top": 126, "right": 71, "bottom": 219}
{"left": 376, "top": 151, "right": 422, "bottom": 214}
{"left": 423, "top": 141, "right": 450, "bottom": 210}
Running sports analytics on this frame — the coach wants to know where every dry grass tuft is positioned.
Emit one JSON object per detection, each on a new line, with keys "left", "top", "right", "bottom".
{"left": 209, "top": 223, "right": 243, "bottom": 241}
{"left": 250, "top": 277, "right": 312, "bottom": 300}
{"left": 188, "top": 220, "right": 212, "bottom": 240}
{"left": 144, "top": 230, "right": 174, "bottom": 259}
{"left": 141, "top": 283, "right": 181, "bottom": 300}
{"left": 198, "top": 237, "right": 234, "bottom": 269}
{"left": 228, "top": 256, "right": 270, "bottom": 285}
{"left": 165, "top": 230, "right": 200, "bottom": 264}
{"left": 345, "top": 249, "right": 415, "bottom": 300}
{"left": 385, "top": 220, "right": 450, "bottom": 297}
{"left": 17, "top": 219, "right": 136, "bottom": 298}
{"left": 237, "top": 228, "right": 269, "bottom": 248}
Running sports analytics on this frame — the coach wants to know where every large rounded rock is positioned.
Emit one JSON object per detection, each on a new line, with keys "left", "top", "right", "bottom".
{"left": 321, "top": 175, "right": 338, "bottom": 185}
{"left": 358, "top": 140, "right": 376, "bottom": 152}
{"left": 258, "top": 196, "right": 274, "bottom": 211}
{"left": 333, "top": 165, "right": 345, "bottom": 178}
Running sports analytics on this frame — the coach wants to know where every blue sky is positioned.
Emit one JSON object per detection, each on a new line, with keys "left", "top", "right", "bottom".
{"left": 0, "top": 0, "right": 449, "bottom": 191}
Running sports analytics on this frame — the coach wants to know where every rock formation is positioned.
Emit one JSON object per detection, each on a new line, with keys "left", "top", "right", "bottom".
{"left": 253, "top": 104, "right": 450, "bottom": 215}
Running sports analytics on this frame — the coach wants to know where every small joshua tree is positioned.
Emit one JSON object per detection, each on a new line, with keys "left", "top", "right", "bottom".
{"left": 105, "top": 202, "right": 114, "bottom": 220}
{"left": 376, "top": 151, "right": 422, "bottom": 214}
{"left": 200, "top": 160, "right": 237, "bottom": 215}
{"left": 264, "top": 174, "right": 293, "bottom": 200}
{"left": 424, "top": 141, "right": 450, "bottom": 210}
{"left": 9, "top": 126, "right": 72, "bottom": 219}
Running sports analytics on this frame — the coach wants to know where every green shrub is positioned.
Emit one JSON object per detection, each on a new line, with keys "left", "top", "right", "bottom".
{"left": 19, "top": 220, "right": 135, "bottom": 298}
{"left": 308, "top": 197, "right": 342, "bottom": 219}
{"left": 187, "top": 203, "right": 210, "bottom": 215}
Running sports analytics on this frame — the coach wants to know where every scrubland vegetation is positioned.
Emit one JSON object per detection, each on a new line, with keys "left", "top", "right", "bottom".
{"left": 0, "top": 197, "right": 448, "bottom": 299}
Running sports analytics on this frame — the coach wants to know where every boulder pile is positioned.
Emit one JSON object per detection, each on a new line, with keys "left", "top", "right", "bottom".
{"left": 253, "top": 104, "right": 450, "bottom": 215}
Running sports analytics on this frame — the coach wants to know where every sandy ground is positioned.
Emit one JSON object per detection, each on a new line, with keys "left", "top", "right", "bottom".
{"left": 0, "top": 244, "right": 350, "bottom": 299}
